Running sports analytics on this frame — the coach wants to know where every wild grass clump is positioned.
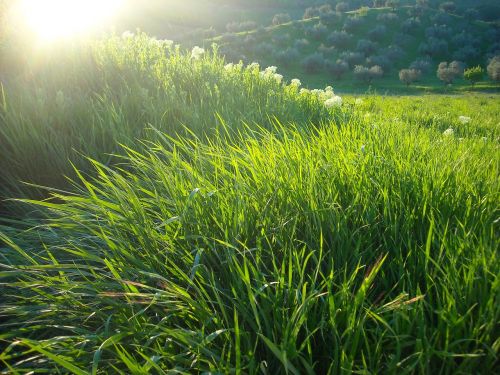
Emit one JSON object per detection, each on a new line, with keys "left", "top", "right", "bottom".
{"left": 1, "top": 101, "right": 499, "bottom": 372}
{"left": 0, "top": 33, "right": 338, "bottom": 203}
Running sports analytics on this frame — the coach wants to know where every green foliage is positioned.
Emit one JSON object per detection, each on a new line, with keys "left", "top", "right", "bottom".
{"left": 272, "top": 12, "right": 291, "bottom": 26}
{"left": 207, "top": 4, "right": 500, "bottom": 93}
{"left": 0, "top": 30, "right": 499, "bottom": 375}
{"left": 463, "top": 65, "right": 484, "bottom": 85}
{"left": 1, "top": 92, "right": 499, "bottom": 373}
{"left": 436, "top": 61, "right": 464, "bottom": 84}
{"left": 0, "top": 33, "right": 332, "bottom": 203}
{"left": 399, "top": 68, "right": 421, "bottom": 86}
{"left": 440, "top": 1, "right": 456, "bottom": 13}
{"left": 487, "top": 55, "right": 500, "bottom": 81}
{"left": 385, "top": 0, "right": 400, "bottom": 10}
{"left": 354, "top": 65, "right": 383, "bottom": 83}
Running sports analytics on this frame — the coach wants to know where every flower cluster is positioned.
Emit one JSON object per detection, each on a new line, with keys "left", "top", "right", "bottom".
{"left": 191, "top": 46, "right": 205, "bottom": 60}
{"left": 236, "top": 63, "right": 343, "bottom": 106}
{"left": 150, "top": 38, "right": 174, "bottom": 49}
{"left": 443, "top": 128, "right": 454, "bottom": 136}
{"left": 122, "top": 31, "right": 134, "bottom": 39}
{"left": 458, "top": 116, "right": 471, "bottom": 124}
{"left": 311, "top": 86, "right": 342, "bottom": 108}
{"left": 299, "top": 86, "right": 342, "bottom": 107}
{"left": 247, "top": 62, "right": 260, "bottom": 71}
{"left": 224, "top": 62, "right": 244, "bottom": 74}
{"left": 259, "top": 66, "right": 284, "bottom": 83}
{"left": 325, "top": 95, "right": 343, "bottom": 108}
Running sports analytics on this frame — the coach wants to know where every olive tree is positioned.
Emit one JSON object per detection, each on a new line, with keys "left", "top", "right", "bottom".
{"left": 437, "top": 61, "right": 464, "bottom": 84}
{"left": 327, "top": 31, "right": 352, "bottom": 49}
{"left": 354, "top": 65, "right": 383, "bottom": 83}
{"left": 463, "top": 66, "right": 484, "bottom": 86}
{"left": 487, "top": 56, "right": 500, "bottom": 81}
{"left": 385, "top": 0, "right": 399, "bottom": 11}
{"left": 410, "top": 58, "right": 432, "bottom": 74}
{"left": 302, "top": 53, "right": 325, "bottom": 73}
{"left": 336, "top": 2, "right": 349, "bottom": 12}
{"left": 326, "top": 59, "right": 349, "bottom": 79}
{"left": 272, "top": 13, "right": 291, "bottom": 26}
{"left": 440, "top": 1, "right": 456, "bottom": 13}
{"left": 399, "top": 68, "right": 421, "bottom": 86}
{"left": 303, "top": 7, "right": 318, "bottom": 19}
{"left": 418, "top": 38, "right": 449, "bottom": 58}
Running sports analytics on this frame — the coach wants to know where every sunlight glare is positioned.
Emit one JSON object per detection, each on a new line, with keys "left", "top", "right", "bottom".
{"left": 19, "top": 0, "right": 124, "bottom": 41}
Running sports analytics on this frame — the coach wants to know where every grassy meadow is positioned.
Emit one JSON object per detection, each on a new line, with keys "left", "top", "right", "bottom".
{"left": 0, "top": 27, "right": 499, "bottom": 375}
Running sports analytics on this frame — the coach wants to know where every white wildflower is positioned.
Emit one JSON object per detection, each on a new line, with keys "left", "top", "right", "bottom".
{"left": 247, "top": 62, "right": 260, "bottom": 70}
{"left": 311, "top": 89, "right": 322, "bottom": 96}
{"left": 324, "top": 95, "right": 342, "bottom": 108}
{"left": 300, "top": 88, "right": 310, "bottom": 94}
{"left": 149, "top": 37, "right": 162, "bottom": 47}
{"left": 121, "top": 30, "right": 134, "bottom": 39}
{"left": 291, "top": 78, "right": 301, "bottom": 87}
{"left": 191, "top": 46, "right": 205, "bottom": 60}
{"left": 264, "top": 66, "right": 277, "bottom": 75}
{"left": 458, "top": 116, "right": 471, "bottom": 124}
{"left": 274, "top": 73, "right": 283, "bottom": 83}
{"left": 443, "top": 128, "right": 454, "bottom": 136}
{"left": 162, "top": 39, "right": 174, "bottom": 49}
{"left": 322, "top": 90, "right": 335, "bottom": 99}
{"left": 325, "top": 86, "right": 334, "bottom": 92}
{"left": 224, "top": 63, "right": 234, "bottom": 70}
{"left": 355, "top": 98, "right": 364, "bottom": 105}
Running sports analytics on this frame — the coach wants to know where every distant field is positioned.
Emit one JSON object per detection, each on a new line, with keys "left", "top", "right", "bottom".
{"left": 0, "top": 34, "right": 499, "bottom": 373}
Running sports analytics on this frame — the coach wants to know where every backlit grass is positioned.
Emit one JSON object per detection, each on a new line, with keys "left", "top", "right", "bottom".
{"left": 0, "top": 34, "right": 499, "bottom": 374}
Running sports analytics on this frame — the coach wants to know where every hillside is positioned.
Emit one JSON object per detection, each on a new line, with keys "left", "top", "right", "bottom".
{"left": 204, "top": 4, "right": 499, "bottom": 93}
{"left": 1, "top": 33, "right": 500, "bottom": 373}
{"left": 0, "top": 3, "right": 499, "bottom": 373}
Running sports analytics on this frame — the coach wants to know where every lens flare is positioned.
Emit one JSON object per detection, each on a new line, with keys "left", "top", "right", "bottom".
{"left": 19, "top": 0, "right": 124, "bottom": 41}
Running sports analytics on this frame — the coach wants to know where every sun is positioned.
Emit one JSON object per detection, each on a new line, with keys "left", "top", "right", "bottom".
{"left": 18, "top": 0, "right": 124, "bottom": 41}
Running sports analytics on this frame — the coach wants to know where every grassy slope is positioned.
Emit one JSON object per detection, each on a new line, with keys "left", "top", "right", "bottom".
{"left": 207, "top": 6, "right": 500, "bottom": 94}
{"left": 0, "top": 34, "right": 336, "bottom": 208}
{"left": 0, "top": 35, "right": 499, "bottom": 373}
{"left": 113, "top": 0, "right": 303, "bottom": 40}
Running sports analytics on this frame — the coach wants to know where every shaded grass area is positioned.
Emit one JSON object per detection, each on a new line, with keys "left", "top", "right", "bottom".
{"left": 0, "top": 34, "right": 499, "bottom": 373}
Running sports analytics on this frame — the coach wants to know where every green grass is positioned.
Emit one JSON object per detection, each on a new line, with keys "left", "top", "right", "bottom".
{"left": 0, "top": 34, "right": 499, "bottom": 373}
{"left": 0, "top": 33, "right": 336, "bottom": 207}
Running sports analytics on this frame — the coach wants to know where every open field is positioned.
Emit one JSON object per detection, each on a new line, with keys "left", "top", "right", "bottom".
{"left": 0, "top": 33, "right": 499, "bottom": 373}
